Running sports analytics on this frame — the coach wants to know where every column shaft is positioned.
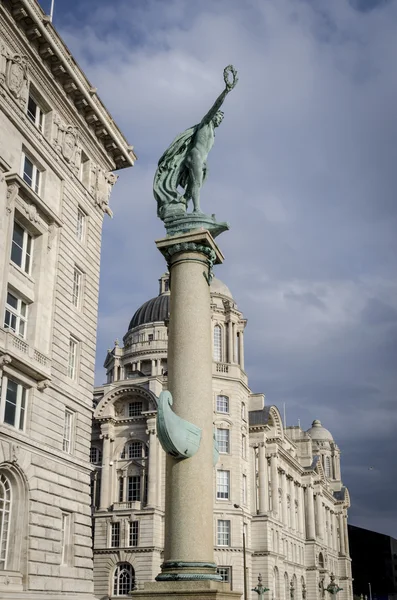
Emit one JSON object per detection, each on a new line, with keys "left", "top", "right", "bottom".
{"left": 270, "top": 454, "right": 278, "bottom": 516}
{"left": 316, "top": 493, "right": 324, "bottom": 539}
{"left": 306, "top": 485, "right": 316, "bottom": 540}
{"left": 239, "top": 330, "right": 245, "bottom": 371}
{"left": 147, "top": 419, "right": 158, "bottom": 507}
{"left": 99, "top": 433, "right": 111, "bottom": 510}
{"left": 291, "top": 481, "right": 296, "bottom": 530}
{"left": 258, "top": 443, "right": 268, "bottom": 514}
{"left": 339, "top": 513, "right": 346, "bottom": 555}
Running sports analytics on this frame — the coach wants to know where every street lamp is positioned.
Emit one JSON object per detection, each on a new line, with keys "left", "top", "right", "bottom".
{"left": 252, "top": 573, "right": 270, "bottom": 600}
{"left": 326, "top": 574, "right": 343, "bottom": 599}
{"left": 368, "top": 582, "right": 372, "bottom": 600}
{"left": 234, "top": 503, "right": 248, "bottom": 600}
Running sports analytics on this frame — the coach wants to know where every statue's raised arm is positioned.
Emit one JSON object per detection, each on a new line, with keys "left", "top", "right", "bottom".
{"left": 153, "top": 65, "right": 238, "bottom": 239}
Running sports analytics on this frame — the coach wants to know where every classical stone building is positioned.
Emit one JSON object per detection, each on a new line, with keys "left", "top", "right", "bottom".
{"left": 0, "top": 1, "right": 135, "bottom": 597}
{"left": 92, "top": 275, "right": 353, "bottom": 600}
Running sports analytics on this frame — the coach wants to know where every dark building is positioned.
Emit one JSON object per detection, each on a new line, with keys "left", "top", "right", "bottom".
{"left": 348, "top": 524, "right": 397, "bottom": 600}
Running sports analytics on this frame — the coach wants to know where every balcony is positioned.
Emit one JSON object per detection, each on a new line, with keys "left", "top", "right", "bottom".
{"left": 112, "top": 501, "right": 142, "bottom": 511}
{"left": 0, "top": 329, "right": 51, "bottom": 381}
{"left": 213, "top": 362, "right": 248, "bottom": 384}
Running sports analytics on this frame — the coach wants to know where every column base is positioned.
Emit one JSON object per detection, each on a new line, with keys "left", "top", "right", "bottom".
{"left": 156, "top": 561, "right": 221, "bottom": 582}
{"left": 132, "top": 580, "right": 241, "bottom": 600}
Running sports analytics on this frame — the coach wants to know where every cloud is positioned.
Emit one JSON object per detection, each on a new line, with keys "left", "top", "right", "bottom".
{"left": 53, "top": 0, "right": 397, "bottom": 537}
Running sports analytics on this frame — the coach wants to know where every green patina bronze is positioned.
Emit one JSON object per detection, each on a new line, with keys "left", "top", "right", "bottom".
{"left": 153, "top": 65, "right": 238, "bottom": 238}
{"left": 161, "top": 241, "right": 217, "bottom": 285}
{"left": 252, "top": 574, "right": 270, "bottom": 600}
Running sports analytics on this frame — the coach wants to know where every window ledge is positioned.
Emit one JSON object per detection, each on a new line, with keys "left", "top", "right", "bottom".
{"left": 5, "top": 173, "right": 63, "bottom": 226}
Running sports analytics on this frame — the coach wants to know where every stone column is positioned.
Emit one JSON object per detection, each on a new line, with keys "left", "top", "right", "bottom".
{"left": 239, "top": 330, "right": 245, "bottom": 371}
{"left": 151, "top": 359, "right": 156, "bottom": 376}
{"left": 270, "top": 454, "right": 278, "bottom": 516}
{"left": 99, "top": 423, "right": 114, "bottom": 510}
{"left": 258, "top": 442, "right": 268, "bottom": 514}
{"left": 146, "top": 417, "right": 158, "bottom": 507}
{"left": 297, "top": 485, "right": 304, "bottom": 534}
{"left": 338, "top": 513, "right": 346, "bottom": 555}
{"left": 156, "top": 230, "right": 223, "bottom": 581}
{"left": 343, "top": 514, "right": 350, "bottom": 554}
{"left": 316, "top": 493, "right": 324, "bottom": 539}
{"left": 281, "top": 471, "right": 288, "bottom": 525}
{"left": 227, "top": 320, "right": 233, "bottom": 364}
{"left": 290, "top": 480, "right": 296, "bottom": 530}
{"left": 305, "top": 485, "right": 316, "bottom": 540}
{"left": 157, "top": 358, "right": 162, "bottom": 375}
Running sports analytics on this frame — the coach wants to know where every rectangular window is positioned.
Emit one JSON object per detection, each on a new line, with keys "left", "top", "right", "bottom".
{"left": 27, "top": 95, "right": 44, "bottom": 131}
{"left": 217, "top": 520, "right": 230, "bottom": 547}
{"left": 79, "top": 152, "right": 90, "bottom": 187}
{"left": 62, "top": 409, "right": 74, "bottom": 453}
{"left": 216, "top": 470, "right": 230, "bottom": 500}
{"left": 242, "top": 434, "right": 247, "bottom": 459}
{"left": 127, "top": 476, "right": 141, "bottom": 502}
{"left": 68, "top": 337, "right": 78, "bottom": 380}
{"left": 216, "top": 428, "right": 230, "bottom": 454}
{"left": 72, "top": 267, "right": 83, "bottom": 308}
{"left": 76, "top": 207, "right": 86, "bottom": 242}
{"left": 217, "top": 567, "right": 232, "bottom": 585}
{"left": 4, "top": 289, "right": 28, "bottom": 338}
{"left": 1, "top": 377, "right": 27, "bottom": 431}
{"left": 128, "top": 402, "right": 142, "bottom": 417}
{"left": 128, "top": 441, "right": 143, "bottom": 459}
{"left": 129, "top": 521, "right": 139, "bottom": 547}
{"left": 118, "top": 477, "right": 124, "bottom": 502}
{"left": 241, "top": 402, "right": 246, "bottom": 421}
{"left": 111, "top": 522, "right": 120, "bottom": 548}
{"left": 11, "top": 221, "right": 33, "bottom": 274}
{"left": 22, "top": 154, "right": 41, "bottom": 195}
{"left": 242, "top": 474, "right": 247, "bottom": 505}
{"left": 216, "top": 395, "right": 229, "bottom": 413}
{"left": 148, "top": 333, "right": 154, "bottom": 342}
{"left": 61, "top": 512, "right": 71, "bottom": 565}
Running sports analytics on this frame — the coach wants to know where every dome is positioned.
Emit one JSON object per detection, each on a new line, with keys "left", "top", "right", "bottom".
{"left": 127, "top": 276, "right": 233, "bottom": 330}
{"left": 210, "top": 277, "right": 233, "bottom": 299}
{"left": 306, "top": 419, "right": 333, "bottom": 441}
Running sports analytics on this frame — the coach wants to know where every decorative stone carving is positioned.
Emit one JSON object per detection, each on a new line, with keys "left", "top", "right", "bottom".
{"left": 23, "top": 202, "right": 40, "bottom": 223}
{"left": 53, "top": 114, "right": 81, "bottom": 174}
{"left": 114, "top": 401, "right": 125, "bottom": 417}
{"left": 6, "top": 182, "right": 19, "bottom": 214}
{"left": 92, "top": 166, "right": 118, "bottom": 217}
{"left": 11, "top": 443, "right": 20, "bottom": 464}
{"left": 37, "top": 379, "right": 50, "bottom": 391}
{"left": 47, "top": 223, "right": 57, "bottom": 251}
{"left": 0, "top": 354, "right": 12, "bottom": 367}
{"left": 6, "top": 53, "right": 29, "bottom": 106}
{"left": 0, "top": 40, "right": 9, "bottom": 85}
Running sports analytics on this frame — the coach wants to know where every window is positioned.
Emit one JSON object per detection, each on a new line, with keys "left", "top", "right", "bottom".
{"left": 111, "top": 522, "right": 120, "bottom": 548}
{"left": 61, "top": 512, "right": 71, "bottom": 565}
{"left": 148, "top": 333, "right": 154, "bottom": 342}
{"left": 241, "top": 402, "right": 246, "bottom": 421}
{"left": 118, "top": 477, "right": 124, "bottom": 502}
{"left": 217, "top": 567, "right": 232, "bottom": 584}
{"left": 216, "top": 395, "right": 229, "bottom": 413}
{"left": 0, "top": 474, "right": 11, "bottom": 569}
{"left": 113, "top": 563, "right": 135, "bottom": 596}
{"left": 241, "top": 434, "right": 247, "bottom": 459}
{"left": 63, "top": 409, "right": 74, "bottom": 453}
{"left": 68, "top": 336, "right": 78, "bottom": 379}
{"left": 216, "top": 470, "right": 230, "bottom": 500}
{"left": 4, "top": 290, "right": 28, "bottom": 338}
{"left": 22, "top": 154, "right": 41, "bottom": 194}
{"left": 325, "top": 456, "right": 332, "bottom": 478}
{"left": 164, "top": 279, "right": 169, "bottom": 292}
{"left": 72, "top": 267, "right": 83, "bottom": 308}
{"left": 27, "top": 95, "right": 44, "bottom": 131}
{"left": 129, "top": 521, "right": 139, "bottom": 547}
{"left": 121, "top": 441, "right": 143, "bottom": 459}
{"left": 242, "top": 474, "right": 247, "bottom": 505}
{"left": 128, "top": 402, "right": 142, "bottom": 417}
{"left": 216, "top": 428, "right": 230, "bottom": 454}
{"left": 217, "top": 520, "right": 230, "bottom": 546}
{"left": 1, "top": 377, "right": 27, "bottom": 431}
{"left": 127, "top": 476, "right": 141, "bottom": 502}
{"left": 11, "top": 221, "right": 33, "bottom": 274}
{"left": 79, "top": 152, "right": 90, "bottom": 187}
{"left": 213, "top": 325, "right": 222, "bottom": 361}
{"left": 90, "top": 446, "right": 102, "bottom": 465}
{"left": 76, "top": 207, "right": 86, "bottom": 242}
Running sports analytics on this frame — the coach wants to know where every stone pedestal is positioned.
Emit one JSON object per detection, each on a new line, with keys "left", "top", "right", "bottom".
{"left": 132, "top": 580, "right": 242, "bottom": 600}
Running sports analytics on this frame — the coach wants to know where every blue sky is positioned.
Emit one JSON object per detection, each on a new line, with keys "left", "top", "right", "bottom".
{"left": 40, "top": 0, "right": 397, "bottom": 537}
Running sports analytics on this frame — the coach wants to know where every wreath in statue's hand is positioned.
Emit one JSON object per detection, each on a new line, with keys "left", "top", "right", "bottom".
{"left": 224, "top": 65, "right": 238, "bottom": 91}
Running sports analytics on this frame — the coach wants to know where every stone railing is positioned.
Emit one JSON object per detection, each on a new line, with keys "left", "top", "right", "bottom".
{"left": 0, "top": 329, "right": 51, "bottom": 379}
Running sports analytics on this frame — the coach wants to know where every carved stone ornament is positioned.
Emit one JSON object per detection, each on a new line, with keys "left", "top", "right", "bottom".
{"left": 6, "top": 182, "right": 19, "bottom": 214}
{"left": 47, "top": 223, "right": 57, "bottom": 251}
{"left": 93, "top": 166, "right": 118, "bottom": 217}
{"left": 23, "top": 202, "right": 40, "bottom": 224}
{"left": 0, "top": 354, "right": 12, "bottom": 368}
{"left": 11, "top": 443, "right": 20, "bottom": 464}
{"left": 0, "top": 37, "right": 29, "bottom": 107}
{"left": 0, "top": 40, "right": 9, "bottom": 85}
{"left": 37, "top": 379, "right": 50, "bottom": 392}
{"left": 53, "top": 114, "right": 81, "bottom": 174}
{"left": 114, "top": 401, "right": 125, "bottom": 417}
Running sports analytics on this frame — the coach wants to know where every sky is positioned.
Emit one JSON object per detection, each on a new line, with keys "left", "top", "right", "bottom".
{"left": 41, "top": 0, "right": 397, "bottom": 538}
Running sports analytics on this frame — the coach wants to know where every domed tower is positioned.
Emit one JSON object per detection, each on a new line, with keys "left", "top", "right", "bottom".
{"left": 306, "top": 419, "right": 342, "bottom": 486}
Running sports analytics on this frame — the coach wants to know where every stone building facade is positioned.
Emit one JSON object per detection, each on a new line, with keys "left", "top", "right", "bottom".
{"left": 92, "top": 275, "right": 353, "bottom": 600}
{"left": 0, "top": 1, "right": 135, "bottom": 598}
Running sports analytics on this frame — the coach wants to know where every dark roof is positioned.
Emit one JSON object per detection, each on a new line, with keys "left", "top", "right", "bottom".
{"left": 249, "top": 406, "right": 271, "bottom": 427}
{"left": 128, "top": 293, "right": 170, "bottom": 330}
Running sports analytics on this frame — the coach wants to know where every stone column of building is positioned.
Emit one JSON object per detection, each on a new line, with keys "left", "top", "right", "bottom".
{"left": 343, "top": 514, "right": 350, "bottom": 555}
{"left": 270, "top": 454, "right": 279, "bottom": 517}
{"left": 281, "top": 471, "right": 288, "bottom": 526}
{"left": 151, "top": 359, "right": 156, "bottom": 376}
{"left": 99, "top": 423, "right": 114, "bottom": 510}
{"left": 305, "top": 484, "right": 316, "bottom": 540}
{"left": 146, "top": 416, "right": 158, "bottom": 507}
{"left": 157, "top": 358, "right": 162, "bottom": 375}
{"left": 227, "top": 319, "right": 233, "bottom": 363}
{"left": 332, "top": 511, "right": 337, "bottom": 551}
{"left": 338, "top": 512, "right": 346, "bottom": 555}
{"left": 290, "top": 479, "right": 296, "bottom": 530}
{"left": 239, "top": 330, "right": 245, "bottom": 371}
{"left": 155, "top": 230, "right": 225, "bottom": 583}
{"left": 258, "top": 442, "right": 268, "bottom": 514}
{"left": 316, "top": 493, "right": 324, "bottom": 540}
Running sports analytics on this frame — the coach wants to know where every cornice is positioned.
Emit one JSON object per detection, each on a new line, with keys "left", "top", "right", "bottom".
{"left": 5, "top": 172, "right": 63, "bottom": 225}
{"left": 1, "top": 0, "right": 136, "bottom": 169}
{"left": 93, "top": 546, "right": 162, "bottom": 555}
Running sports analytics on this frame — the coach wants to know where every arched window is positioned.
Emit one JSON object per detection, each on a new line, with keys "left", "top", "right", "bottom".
{"left": 318, "top": 552, "right": 324, "bottom": 569}
{"left": 113, "top": 562, "right": 135, "bottom": 596}
{"left": 284, "top": 573, "right": 289, "bottom": 600}
{"left": 90, "top": 446, "right": 102, "bottom": 465}
{"left": 273, "top": 567, "right": 280, "bottom": 600}
{"left": 120, "top": 441, "right": 146, "bottom": 459}
{"left": 213, "top": 325, "right": 222, "bottom": 362}
{"left": 325, "top": 456, "right": 332, "bottom": 478}
{"left": 301, "top": 577, "right": 306, "bottom": 600}
{"left": 0, "top": 473, "right": 11, "bottom": 568}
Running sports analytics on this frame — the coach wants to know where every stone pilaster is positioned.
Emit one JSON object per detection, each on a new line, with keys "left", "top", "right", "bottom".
{"left": 305, "top": 484, "right": 316, "bottom": 540}
{"left": 258, "top": 442, "right": 268, "bottom": 514}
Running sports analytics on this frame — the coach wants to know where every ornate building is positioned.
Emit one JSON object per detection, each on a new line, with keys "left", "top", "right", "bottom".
{"left": 92, "top": 275, "right": 353, "bottom": 600}
{"left": 0, "top": 1, "right": 135, "bottom": 598}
